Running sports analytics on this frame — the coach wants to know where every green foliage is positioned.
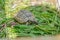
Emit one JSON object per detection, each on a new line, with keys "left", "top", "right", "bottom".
{"left": 0, "top": 0, "right": 5, "bottom": 10}
{"left": 0, "top": 0, "right": 60, "bottom": 37}
{"left": 7, "top": 5, "right": 60, "bottom": 37}
{"left": 0, "top": 0, "right": 6, "bottom": 38}
{"left": 0, "top": 30, "right": 6, "bottom": 38}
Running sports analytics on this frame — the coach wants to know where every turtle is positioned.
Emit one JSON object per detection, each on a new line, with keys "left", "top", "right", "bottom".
{"left": 14, "top": 10, "right": 38, "bottom": 25}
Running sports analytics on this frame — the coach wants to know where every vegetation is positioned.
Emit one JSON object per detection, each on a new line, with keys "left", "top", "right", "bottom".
{"left": 0, "top": 0, "right": 60, "bottom": 38}
{"left": 24, "top": 5, "right": 60, "bottom": 35}
{"left": 0, "top": 0, "right": 6, "bottom": 38}
{"left": 6, "top": 5, "right": 60, "bottom": 38}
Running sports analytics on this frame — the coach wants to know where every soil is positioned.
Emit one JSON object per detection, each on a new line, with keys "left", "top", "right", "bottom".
{"left": 2, "top": 34, "right": 60, "bottom": 40}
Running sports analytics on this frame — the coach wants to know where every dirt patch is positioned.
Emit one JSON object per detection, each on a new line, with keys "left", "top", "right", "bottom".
{"left": 6, "top": 34, "right": 60, "bottom": 40}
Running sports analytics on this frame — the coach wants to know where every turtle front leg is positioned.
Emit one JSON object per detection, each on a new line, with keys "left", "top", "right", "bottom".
{"left": 26, "top": 22, "right": 29, "bottom": 25}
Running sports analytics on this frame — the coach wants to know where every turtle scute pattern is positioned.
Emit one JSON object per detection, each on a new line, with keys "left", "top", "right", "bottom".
{"left": 14, "top": 10, "right": 38, "bottom": 25}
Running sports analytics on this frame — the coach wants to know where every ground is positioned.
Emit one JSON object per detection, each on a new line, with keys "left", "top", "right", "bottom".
{"left": 0, "top": 34, "right": 60, "bottom": 40}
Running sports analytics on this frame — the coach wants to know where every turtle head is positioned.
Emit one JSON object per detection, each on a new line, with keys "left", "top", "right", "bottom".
{"left": 27, "top": 20, "right": 38, "bottom": 25}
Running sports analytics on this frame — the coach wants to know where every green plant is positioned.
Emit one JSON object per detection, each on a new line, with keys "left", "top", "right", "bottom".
{"left": 10, "top": 5, "right": 60, "bottom": 37}
{"left": 0, "top": 0, "right": 60, "bottom": 37}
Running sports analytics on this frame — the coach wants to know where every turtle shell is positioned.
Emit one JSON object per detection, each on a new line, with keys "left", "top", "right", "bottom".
{"left": 14, "top": 10, "right": 37, "bottom": 24}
